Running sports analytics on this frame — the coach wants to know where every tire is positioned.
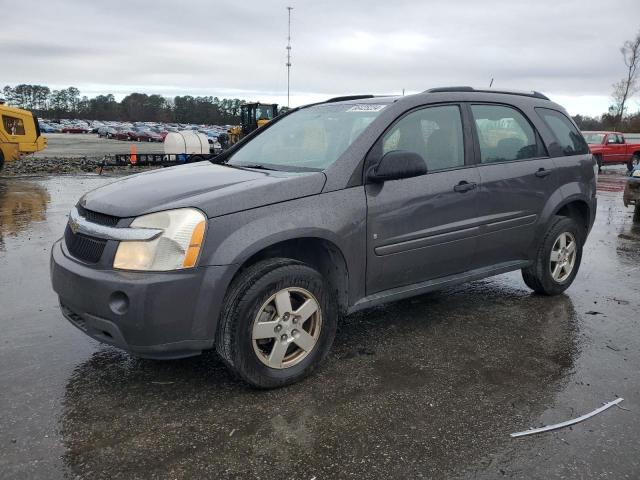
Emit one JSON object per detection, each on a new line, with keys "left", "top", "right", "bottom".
{"left": 595, "top": 154, "right": 602, "bottom": 173}
{"left": 522, "top": 216, "right": 584, "bottom": 295}
{"left": 634, "top": 204, "right": 640, "bottom": 223}
{"left": 215, "top": 258, "right": 337, "bottom": 388}
{"left": 0, "top": 150, "right": 4, "bottom": 172}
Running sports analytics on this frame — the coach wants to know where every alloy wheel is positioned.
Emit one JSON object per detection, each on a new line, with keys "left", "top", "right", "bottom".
{"left": 251, "top": 287, "right": 322, "bottom": 369}
{"left": 549, "top": 232, "right": 577, "bottom": 282}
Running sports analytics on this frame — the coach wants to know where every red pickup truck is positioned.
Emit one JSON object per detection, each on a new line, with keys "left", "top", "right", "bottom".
{"left": 583, "top": 131, "right": 640, "bottom": 171}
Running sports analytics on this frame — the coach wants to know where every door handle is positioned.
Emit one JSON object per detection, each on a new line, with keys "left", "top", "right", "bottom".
{"left": 535, "top": 168, "right": 552, "bottom": 178}
{"left": 453, "top": 181, "right": 477, "bottom": 193}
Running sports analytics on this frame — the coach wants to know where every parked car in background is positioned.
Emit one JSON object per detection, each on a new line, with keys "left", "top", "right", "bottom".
{"left": 38, "top": 122, "right": 57, "bottom": 133}
{"left": 113, "top": 127, "right": 137, "bottom": 141}
{"left": 51, "top": 88, "right": 597, "bottom": 388}
{"left": 583, "top": 131, "right": 640, "bottom": 171}
{"left": 623, "top": 164, "right": 640, "bottom": 222}
{"left": 134, "top": 129, "right": 163, "bottom": 142}
{"left": 61, "top": 126, "right": 87, "bottom": 133}
{"left": 97, "top": 126, "right": 118, "bottom": 138}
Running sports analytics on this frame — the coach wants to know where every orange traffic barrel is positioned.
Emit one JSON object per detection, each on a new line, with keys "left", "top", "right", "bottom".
{"left": 130, "top": 145, "right": 137, "bottom": 165}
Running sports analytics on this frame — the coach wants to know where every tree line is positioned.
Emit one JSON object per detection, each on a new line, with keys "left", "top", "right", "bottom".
{"left": 1, "top": 84, "right": 249, "bottom": 124}
{"left": 573, "top": 111, "right": 640, "bottom": 132}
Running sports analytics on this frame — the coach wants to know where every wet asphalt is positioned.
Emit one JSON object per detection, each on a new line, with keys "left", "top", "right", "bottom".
{"left": 0, "top": 169, "right": 639, "bottom": 479}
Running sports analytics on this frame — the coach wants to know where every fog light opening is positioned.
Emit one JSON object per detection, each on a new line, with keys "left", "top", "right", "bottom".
{"left": 109, "top": 291, "right": 130, "bottom": 315}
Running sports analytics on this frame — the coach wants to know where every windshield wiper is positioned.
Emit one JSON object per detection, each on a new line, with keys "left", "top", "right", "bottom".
{"left": 235, "top": 164, "right": 278, "bottom": 171}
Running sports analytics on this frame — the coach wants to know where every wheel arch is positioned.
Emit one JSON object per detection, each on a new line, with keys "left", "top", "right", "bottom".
{"left": 552, "top": 197, "right": 591, "bottom": 235}
{"left": 226, "top": 236, "right": 350, "bottom": 315}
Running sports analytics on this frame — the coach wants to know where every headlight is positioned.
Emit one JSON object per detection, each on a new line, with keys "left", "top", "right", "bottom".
{"left": 632, "top": 169, "right": 640, "bottom": 178}
{"left": 114, "top": 208, "right": 206, "bottom": 271}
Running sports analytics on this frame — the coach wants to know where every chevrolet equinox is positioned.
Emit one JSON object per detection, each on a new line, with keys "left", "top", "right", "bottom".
{"left": 51, "top": 87, "right": 597, "bottom": 388}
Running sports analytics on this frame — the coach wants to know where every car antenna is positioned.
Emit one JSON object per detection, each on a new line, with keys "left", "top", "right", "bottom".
{"left": 489, "top": 78, "right": 494, "bottom": 88}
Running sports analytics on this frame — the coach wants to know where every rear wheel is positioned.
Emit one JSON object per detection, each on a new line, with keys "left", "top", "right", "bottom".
{"left": 522, "top": 216, "right": 584, "bottom": 295}
{"left": 216, "top": 258, "right": 337, "bottom": 388}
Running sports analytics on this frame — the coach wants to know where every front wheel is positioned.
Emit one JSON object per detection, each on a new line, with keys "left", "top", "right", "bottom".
{"left": 522, "top": 216, "right": 584, "bottom": 295}
{"left": 216, "top": 258, "right": 337, "bottom": 388}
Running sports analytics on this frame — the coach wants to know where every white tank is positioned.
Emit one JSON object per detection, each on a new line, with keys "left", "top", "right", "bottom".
{"left": 163, "top": 131, "right": 210, "bottom": 155}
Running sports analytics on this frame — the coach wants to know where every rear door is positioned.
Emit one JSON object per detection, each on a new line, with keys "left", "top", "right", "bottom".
{"left": 468, "top": 103, "right": 557, "bottom": 269}
{"left": 365, "top": 104, "right": 481, "bottom": 294}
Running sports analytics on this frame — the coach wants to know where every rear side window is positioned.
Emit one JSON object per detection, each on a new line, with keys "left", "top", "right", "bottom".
{"left": 2, "top": 115, "right": 25, "bottom": 135}
{"left": 536, "top": 108, "right": 589, "bottom": 155}
{"left": 382, "top": 105, "right": 464, "bottom": 171}
{"left": 471, "top": 105, "right": 541, "bottom": 163}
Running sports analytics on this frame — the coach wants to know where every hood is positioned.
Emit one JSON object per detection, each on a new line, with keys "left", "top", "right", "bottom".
{"left": 80, "top": 162, "right": 327, "bottom": 218}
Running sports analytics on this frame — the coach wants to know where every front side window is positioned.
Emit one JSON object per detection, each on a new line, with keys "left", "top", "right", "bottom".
{"left": 228, "top": 103, "right": 386, "bottom": 171}
{"left": 2, "top": 115, "right": 25, "bottom": 135}
{"left": 471, "top": 104, "right": 540, "bottom": 163}
{"left": 382, "top": 105, "right": 464, "bottom": 171}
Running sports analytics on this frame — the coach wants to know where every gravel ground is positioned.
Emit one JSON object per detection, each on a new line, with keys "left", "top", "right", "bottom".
{"left": 1, "top": 133, "right": 166, "bottom": 176}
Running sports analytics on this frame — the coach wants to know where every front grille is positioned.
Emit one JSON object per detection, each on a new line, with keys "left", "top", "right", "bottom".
{"left": 77, "top": 204, "right": 120, "bottom": 226}
{"left": 65, "top": 225, "right": 107, "bottom": 263}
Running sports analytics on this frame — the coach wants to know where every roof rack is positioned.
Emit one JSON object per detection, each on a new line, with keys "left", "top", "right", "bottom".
{"left": 325, "top": 95, "right": 374, "bottom": 103}
{"left": 424, "top": 86, "right": 549, "bottom": 100}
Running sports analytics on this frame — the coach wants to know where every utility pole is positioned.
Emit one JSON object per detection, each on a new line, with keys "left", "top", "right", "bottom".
{"left": 286, "top": 6, "right": 293, "bottom": 108}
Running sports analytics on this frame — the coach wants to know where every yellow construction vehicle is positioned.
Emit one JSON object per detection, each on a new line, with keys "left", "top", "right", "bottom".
{"left": 227, "top": 103, "right": 278, "bottom": 146}
{"left": 0, "top": 101, "right": 47, "bottom": 171}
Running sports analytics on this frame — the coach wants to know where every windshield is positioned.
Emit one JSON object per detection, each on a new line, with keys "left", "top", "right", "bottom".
{"left": 227, "top": 103, "right": 386, "bottom": 171}
{"left": 582, "top": 132, "right": 605, "bottom": 144}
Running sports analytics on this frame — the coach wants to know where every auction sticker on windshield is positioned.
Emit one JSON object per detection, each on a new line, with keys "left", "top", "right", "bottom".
{"left": 347, "top": 104, "right": 387, "bottom": 112}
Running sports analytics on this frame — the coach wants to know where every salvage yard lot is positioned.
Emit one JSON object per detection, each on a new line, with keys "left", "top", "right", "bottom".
{"left": 0, "top": 168, "right": 639, "bottom": 479}
{"left": 34, "top": 133, "right": 166, "bottom": 158}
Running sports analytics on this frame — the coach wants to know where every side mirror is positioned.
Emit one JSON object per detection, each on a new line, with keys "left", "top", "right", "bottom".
{"left": 367, "top": 150, "right": 427, "bottom": 182}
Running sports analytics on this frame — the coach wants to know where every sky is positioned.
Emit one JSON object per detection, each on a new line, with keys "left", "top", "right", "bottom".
{"left": 1, "top": 0, "right": 639, "bottom": 116}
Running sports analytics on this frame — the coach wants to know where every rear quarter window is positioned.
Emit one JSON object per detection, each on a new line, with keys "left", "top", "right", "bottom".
{"left": 536, "top": 108, "right": 589, "bottom": 156}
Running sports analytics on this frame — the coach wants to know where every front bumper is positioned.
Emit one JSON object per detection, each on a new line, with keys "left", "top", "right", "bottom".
{"left": 50, "top": 239, "right": 234, "bottom": 359}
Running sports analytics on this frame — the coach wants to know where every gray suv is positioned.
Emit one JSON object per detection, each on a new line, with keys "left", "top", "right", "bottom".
{"left": 51, "top": 87, "right": 597, "bottom": 388}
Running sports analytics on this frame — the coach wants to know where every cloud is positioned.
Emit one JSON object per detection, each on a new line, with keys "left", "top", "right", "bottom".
{"left": 1, "top": 0, "right": 639, "bottom": 115}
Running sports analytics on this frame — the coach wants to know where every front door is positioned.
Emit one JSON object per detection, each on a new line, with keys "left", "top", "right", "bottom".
{"left": 365, "top": 104, "right": 481, "bottom": 294}
{"left": 604, "top": 133, "right": 626, "bottom": 164}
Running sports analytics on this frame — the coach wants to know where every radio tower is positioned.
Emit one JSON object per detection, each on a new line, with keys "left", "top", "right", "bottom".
{"left": 286, "top": 6, "right": 293, "bottom": 108}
